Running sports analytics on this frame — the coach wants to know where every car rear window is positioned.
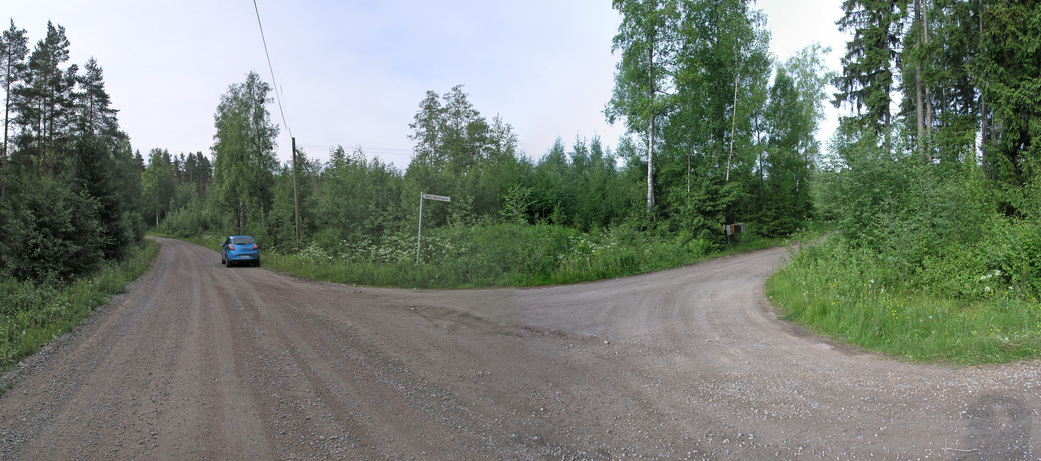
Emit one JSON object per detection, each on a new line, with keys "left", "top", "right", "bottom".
{"left": 232, "top": 237, "right": 255, "bottom": 245}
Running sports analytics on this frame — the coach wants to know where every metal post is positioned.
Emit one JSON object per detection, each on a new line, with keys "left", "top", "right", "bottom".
{"left": 416, "top": 192, "right": 424, "bottom": 265}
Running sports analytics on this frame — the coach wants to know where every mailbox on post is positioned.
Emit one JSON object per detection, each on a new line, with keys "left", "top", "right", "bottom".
{"left": 724, "top": 222, "right": 745, "bottom": 247}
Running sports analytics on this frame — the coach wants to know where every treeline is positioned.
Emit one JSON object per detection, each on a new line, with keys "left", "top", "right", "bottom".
{"left": 152, "top": 0, "right": 831, "bottom": 263}
{"left": 153, "top": 82, "right": 637, "bottom": 252}
{"left": 0, "top": 20, "right": 144, "bottom": 282}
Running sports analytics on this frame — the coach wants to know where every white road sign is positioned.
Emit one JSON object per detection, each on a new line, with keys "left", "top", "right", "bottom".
{"left": 421, "top": 193, "right": 451, "bottom": 202}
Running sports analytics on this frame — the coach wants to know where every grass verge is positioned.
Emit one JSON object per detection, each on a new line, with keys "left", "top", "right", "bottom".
{"left": 767, "top": 235, "right": 1041, "bottom": 364}
{"left": 167, "top": 225, "right": 778, "bottom": 289}
{"left": 0, "top": 239, "right": 160, "bottom": 373}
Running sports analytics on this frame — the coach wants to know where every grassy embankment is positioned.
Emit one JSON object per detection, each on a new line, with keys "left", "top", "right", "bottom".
{"left": 768, "top": 233, "right": 1041, "bottom": 364}
{"left": 180, "top": 223, "right": 775, "bottom": 288}
{"left": 0, "top": 239, "right": 160, "bottom": 375}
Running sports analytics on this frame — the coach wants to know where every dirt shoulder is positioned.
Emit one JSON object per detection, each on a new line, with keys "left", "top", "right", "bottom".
{"left": 1, "top": 238, "right": 1038, "bottom": 459}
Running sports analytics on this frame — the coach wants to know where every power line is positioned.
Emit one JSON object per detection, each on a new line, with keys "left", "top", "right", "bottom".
{"left": 296, "top": 144, "right": 415, "bottom": 158}
{"left": 252, "top": 0, "right": 291, "bottom": 139}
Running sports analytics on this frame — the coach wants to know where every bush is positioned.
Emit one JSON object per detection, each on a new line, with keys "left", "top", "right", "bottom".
{"left": 771, "top": 222, "right": 1041, "bottom": 363}
{"left": 0, "top": 177, "right": 106, "bottom": 282}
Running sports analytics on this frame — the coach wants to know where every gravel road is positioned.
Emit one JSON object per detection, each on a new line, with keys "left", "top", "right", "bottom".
{"left": 1, "top": 237, "right": 1039, "bottom": 459}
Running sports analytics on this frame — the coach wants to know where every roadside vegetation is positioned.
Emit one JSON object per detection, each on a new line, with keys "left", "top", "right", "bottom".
{"left": 769, "top": 124, "right": 1041, "bottom": 364}
{"left": 186, "top": 223, "right": 774, "bottom": 289}
{"left": 0, "top": 240, "right": 157, "bottom": 372}
{"left": 766, "top": 1, "right": 1041, "bottom": 365}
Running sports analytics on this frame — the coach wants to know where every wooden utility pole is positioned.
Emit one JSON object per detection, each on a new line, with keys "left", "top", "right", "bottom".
{"left": 292, "top": 137, "right": 300, "bottom": 251}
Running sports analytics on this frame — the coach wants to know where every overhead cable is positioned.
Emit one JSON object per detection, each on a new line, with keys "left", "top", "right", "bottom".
{"left": 252, "top": 0, "right": 292, "bottom": 139}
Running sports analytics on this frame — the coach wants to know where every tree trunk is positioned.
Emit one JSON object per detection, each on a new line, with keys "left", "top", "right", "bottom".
{"left": 923, "top": 0, "right": 933, "bottom": 152}
{"left": 646, "top": 39, "right": 655, "bottom": 217}
{"left": 726, "top": 72, "right": 738, "bottom": 183}
{"left": 754, "top": 114, "right": 764, "bottom": 202}
{"left": 978, "top": 0, "right": 988, "bottom": 175}
{"left": 915, "top": 0, "right": 928, "bottom": 161}
{"left": 1, "top": 80, "right": 10, "bottom": 198}
{"left": 647, "top": 113, "right": 655, "bottom": 216}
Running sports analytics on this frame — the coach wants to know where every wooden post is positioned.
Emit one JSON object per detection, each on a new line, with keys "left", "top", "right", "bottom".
{"left": 292, "top": 137, "right": 300, "bottom": 251}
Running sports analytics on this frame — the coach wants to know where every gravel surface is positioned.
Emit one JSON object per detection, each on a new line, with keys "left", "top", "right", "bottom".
{"left": 1, "top": 237, "right": 1039, "bottom": 459}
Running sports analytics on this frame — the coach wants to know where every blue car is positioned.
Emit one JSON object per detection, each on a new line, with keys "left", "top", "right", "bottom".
{"left": 221, "top": 235, "right": 261, "bottom": 267}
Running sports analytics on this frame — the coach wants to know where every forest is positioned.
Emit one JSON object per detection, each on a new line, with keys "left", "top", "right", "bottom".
{"left": 3, "top": 0, "right": 1041, "bottom": 365}
{"left": 155, "top": 0, "right": 830, "bottom": 282}
{"left": 772, "top": 0, "right": 1041, "bottom": 362}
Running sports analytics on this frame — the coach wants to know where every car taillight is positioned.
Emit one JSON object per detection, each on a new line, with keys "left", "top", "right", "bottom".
{"left": 252, "top": 244, "right": 258, "bottom": 250}
{"left": 228, "top": 244, "right": 236, "bottom": 250}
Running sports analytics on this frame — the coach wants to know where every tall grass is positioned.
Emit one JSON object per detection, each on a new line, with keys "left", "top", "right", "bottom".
{"left": 768, "top": 235, "right": 1041, "bottom": 364}
{"left": 0, "top": 240, "right": 159, "bottom": 373}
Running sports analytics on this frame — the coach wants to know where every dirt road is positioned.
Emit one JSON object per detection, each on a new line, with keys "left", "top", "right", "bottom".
{"left": 1, "top": 238, "right": 1039, "bottom": 459}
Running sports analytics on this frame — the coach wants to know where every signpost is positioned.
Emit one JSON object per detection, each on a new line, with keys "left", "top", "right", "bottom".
{"left": 417, "top": 192, "right": 451, "bottom": 266}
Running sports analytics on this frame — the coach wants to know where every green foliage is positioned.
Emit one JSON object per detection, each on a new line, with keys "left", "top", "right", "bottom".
{"left": 501, "top": 183, "right": 533, "bottom": 224}
{"left": 0, "top": 176, "right": 105, "bottom": 281}
{"left": 403, "top": 86, "right": 525, "bottom": 228}
{"left": 788, "top": 111, "right": 1041, "bottom": 362}
{"left": 974, "top": 0, "right": 1041, "bottom": 188}
{"left": 309, "top": 146, "right": 404, "bottom": 250}
{"left": 834, "top": 0, "right": 902, "bottom": 145}
{"left": 259, "top": 221, "right": 773, "bottom": 289}
{"left": 0, "top": 19, "right": 146, "bottom": 286}
{"left": 769, "top": 235, "right": 1041, "bottom": 364}
{"left": 611, "top": 0, "right": 773, "bottom": 217}
{"left": 141, "top": 148, "right": 176, "bottom": 226}
{"left": 212, "top": 71, "right": 279, "bottom": 235}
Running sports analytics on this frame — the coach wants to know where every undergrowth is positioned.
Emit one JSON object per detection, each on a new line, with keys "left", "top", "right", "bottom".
{"left": 0, "top": 239, "right": 160, "bottom": 373}
{"left": 183, "top": 222, "right": 775, "bottom": 289}
{"left": 768, "top": 233, "right": 1041, "bottom": 364}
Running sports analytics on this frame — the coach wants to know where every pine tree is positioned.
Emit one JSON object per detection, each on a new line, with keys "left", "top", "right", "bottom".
{"left": 13, "top": 21, "right": 77, "bottom": 176}
{"left": 1, "top": 20, "right": 28, "bottom": 197}
{"left": 834, "top": 0, "right": 906, "bottom": 153}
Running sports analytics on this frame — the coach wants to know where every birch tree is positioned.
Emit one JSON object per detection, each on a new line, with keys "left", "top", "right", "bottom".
{"left": 212, "top": 71, "right": 279, "bottom": 234}
{"left": 607, "top": 0, "right": 681, "bottom": 218}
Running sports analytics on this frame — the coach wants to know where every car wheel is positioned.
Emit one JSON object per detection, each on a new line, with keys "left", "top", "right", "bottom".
{"left": 255, "top": 260, "right": 261, "bottom": 268}
{"left": 225, "top": 256, "right": 233, "bottom": 268}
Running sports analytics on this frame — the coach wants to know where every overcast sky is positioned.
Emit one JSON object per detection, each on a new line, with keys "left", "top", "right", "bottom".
{"left": 7, "top": 0, "right": 848, "bottom": 167}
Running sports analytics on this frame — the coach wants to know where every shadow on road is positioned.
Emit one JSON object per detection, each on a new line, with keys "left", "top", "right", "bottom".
{"left": 958, "top": 394, "right": 1033, "bottom": 460}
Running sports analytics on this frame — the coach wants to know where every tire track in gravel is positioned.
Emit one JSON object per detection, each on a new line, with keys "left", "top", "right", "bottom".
{"left": 0, "top": 238, "right": 175, "bottom": 458}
